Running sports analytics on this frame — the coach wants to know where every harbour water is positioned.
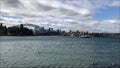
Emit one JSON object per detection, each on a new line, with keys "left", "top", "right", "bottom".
{"left": 0, "top": 36, "right": 120, "bottom": 68}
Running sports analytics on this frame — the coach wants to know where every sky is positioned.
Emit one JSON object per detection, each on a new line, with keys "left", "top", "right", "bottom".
{"left": 0, "top": 0, "right": 120, "bottom": 33}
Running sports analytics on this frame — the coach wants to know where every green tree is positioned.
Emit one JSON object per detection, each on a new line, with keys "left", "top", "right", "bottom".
{"left": 0, "top": 23, "right": 8, "bottom": 35}
{"left": 7, "top": 27, "right": 20, "bottom": 36}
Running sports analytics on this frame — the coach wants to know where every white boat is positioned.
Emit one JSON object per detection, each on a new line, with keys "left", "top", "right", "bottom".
{"left": 80, "top": 35, "right": 92, "bottom": 38}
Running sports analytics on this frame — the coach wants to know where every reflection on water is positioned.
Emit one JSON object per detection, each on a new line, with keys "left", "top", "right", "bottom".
{"left": 0, "top": 36, "right": 120, "bottom": 68}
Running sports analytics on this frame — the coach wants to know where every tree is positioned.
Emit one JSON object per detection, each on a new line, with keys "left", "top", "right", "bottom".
{"left": 20, "top": 24, "right": 24, "bottom": 29}
{"left": 0, "top": 23, "right": 7, "bottom": 35}
{"left": 7, "top": 27, "right": 20, "bottom": 36}
{"left": 0, "top": 23, "right": 3, "bottom": 27}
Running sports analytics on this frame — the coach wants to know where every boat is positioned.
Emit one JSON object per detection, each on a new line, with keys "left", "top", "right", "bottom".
{"left": 80, "top": 35, "right": 92, "bottom": 38}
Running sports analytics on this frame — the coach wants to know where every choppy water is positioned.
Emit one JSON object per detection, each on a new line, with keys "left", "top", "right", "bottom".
{"left": 0, "top": 36, "right": 120, "bottom": 68}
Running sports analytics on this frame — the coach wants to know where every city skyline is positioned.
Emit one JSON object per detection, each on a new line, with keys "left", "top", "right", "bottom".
{"left": 0, "top": 0, "right": 120, "bottom": 33}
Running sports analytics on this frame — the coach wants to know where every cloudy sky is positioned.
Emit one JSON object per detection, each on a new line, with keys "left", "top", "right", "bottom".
{"left": 0, "top": 0, "right": 120, "bottom": 33}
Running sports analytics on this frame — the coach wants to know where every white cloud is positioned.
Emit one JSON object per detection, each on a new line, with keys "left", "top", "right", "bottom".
{"left": 0, "top": 0, "right": 120, "bottom": 33}
{"left": 110, "top": 0, "right": 120, "bottom": 7}
{"left": 96, "top": 20, "right": 120, "bottom": 33}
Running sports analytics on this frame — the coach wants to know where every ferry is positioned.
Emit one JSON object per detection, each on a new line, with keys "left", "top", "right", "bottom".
{"left": 80, "top": 35, "right": 92, "bottom": 38}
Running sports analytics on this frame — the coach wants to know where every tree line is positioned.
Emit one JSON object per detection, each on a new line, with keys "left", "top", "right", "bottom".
{"left": 0, "top": 23, "right": 33, "bottom": 36}
{"left": 0, "top": 23, "right": 120, "bottom": 37}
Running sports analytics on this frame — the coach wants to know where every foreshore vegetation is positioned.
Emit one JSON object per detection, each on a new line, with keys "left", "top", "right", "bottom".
{"left": 0, "top": 23, "right": 120, "bottom": 38}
